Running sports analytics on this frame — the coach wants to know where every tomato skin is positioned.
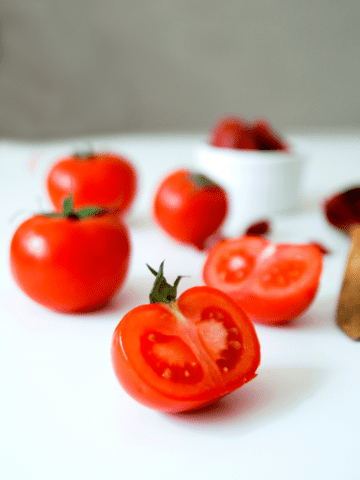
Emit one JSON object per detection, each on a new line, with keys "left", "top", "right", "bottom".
{"left": 209, "top": 115, "right": 289, "bottom": 152}
{"left": 210, "top": 116, "right": 256, "bottom": 150}
{"left": 47, "top": 152, "right": 137, "bottom": 215}
{"left": 203, "top": 236, "right": 323, "bottom": 324}
{"left": 111, "top": 286, "right": 260, "bottom": 413}
{"left": 10, "top": 213, "right": 131, "bottom": 313}
{"left": 251, "top": 118, "right": 289, "bottom": 151}
{"left": 153, "top": 169, "right": 228, "bottom": 250}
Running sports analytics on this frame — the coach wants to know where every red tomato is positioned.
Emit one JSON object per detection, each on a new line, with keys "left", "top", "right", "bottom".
{"left": 153, "top": 169, "right": 228, "bottom": 250}
{"left": 111, "top": 262, "right": 260, "bottom": 413}
{"left": 251, "top": 118, "right": 289, "bottom": 151}
{"left": 10, "top": 198, "right": 131, "bottom": 313}
{"left": 203, "top": 236, "right": 323, "bottom": 324}
{"left": 47, "top": 151, "right": 137, "bottom": 215}
{"left": 209, "top": 116, "right": 256, "bottom": 149}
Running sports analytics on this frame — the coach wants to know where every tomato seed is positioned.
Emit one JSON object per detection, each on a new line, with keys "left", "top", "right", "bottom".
{"left": 184, "top": 370, "right": 190, "bottom": 377}
{"left": 148, "top": 333, "right": 156, "bottom": 342}
{"left": 163, "top": 368, "right": 172, "bottom": 379}
{"left": 229, "top": 340, "right": 241, "bottom": 350}
{"left": 223, "top": 367, "right": 229, "bottom": 373}
{"left": 229, "top": 328, "right": 238, "bottom": 334}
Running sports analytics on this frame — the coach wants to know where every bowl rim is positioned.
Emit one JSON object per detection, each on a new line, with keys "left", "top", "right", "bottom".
{"left": 196, "top": 142, "right": 303, "bottom": 165}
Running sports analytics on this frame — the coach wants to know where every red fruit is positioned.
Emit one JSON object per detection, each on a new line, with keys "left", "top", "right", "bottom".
{"left": 47, "top": 151, "right": 137, "bottom": 215}
{"left": 209, "top": 116, "right": 256, "bottom": 150}
{"left": 153, "top": 169, "right": 228, "bottom": 250}
{"left": 203, "top": 236, "right": 323, "bottom": 324}
{"left": 10, "top": 197, "right": 131, "bottom": 313}
{"left": 111, "top": 262, "right": 260, "bottom": 412}
{"left": 245, "top": 220, "right": 271, "bottom": 237}
{"left": 251, "top": 118, "right": 288, "bottom": 151}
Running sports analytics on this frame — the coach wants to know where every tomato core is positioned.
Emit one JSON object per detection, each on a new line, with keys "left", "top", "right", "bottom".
{"left": 217, "top": 251, "right": 254, "bottom": 283}
{"left": 197, "top": 306, "right": 243, "bottom": 372}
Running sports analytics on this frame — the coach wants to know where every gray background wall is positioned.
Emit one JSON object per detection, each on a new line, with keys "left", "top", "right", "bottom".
{"left": 0, "top": 0, "right": 359, "bottom": 140}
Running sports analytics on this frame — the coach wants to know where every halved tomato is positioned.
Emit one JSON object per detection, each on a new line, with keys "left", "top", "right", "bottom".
{"left": 111, "top": 262, "right": 260, "bottom": 412}
{"left": 203, "top": 236, "right": 323, "bottom": 324}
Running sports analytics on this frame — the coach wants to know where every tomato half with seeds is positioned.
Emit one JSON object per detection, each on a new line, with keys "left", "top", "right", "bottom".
{"left": 203, "top": 236, "right": 323, "bottom": 324}
{"left": 47, "top": 151, "right": 137, "bottom": 215}
{"left": 111, "top": 262, "right": 260, "bottom": 413}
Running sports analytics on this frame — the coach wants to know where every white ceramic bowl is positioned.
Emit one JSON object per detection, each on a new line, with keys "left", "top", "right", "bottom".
{"left": 196, "top": 143, "right": 305, "bottom": 237}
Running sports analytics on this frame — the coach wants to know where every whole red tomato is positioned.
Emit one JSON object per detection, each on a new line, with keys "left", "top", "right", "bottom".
{"left": 111, "top": 262, "right": 260, "bottom": 413}
{"left": 203, "top": 236, "right": 323, "bottom": 324}
{"left": 153, "top": 169, "right": 228, "bottom": 250}
{"left": 10, "top": 197, "right": 131, "bottom": 313}
{"left": 209, "top": 115, "right": 256, "bottom": 149}
{"left": 47, "top": 151, "right": 137, "bottom": 215}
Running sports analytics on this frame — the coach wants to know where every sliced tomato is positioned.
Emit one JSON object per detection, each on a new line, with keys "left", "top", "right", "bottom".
{"left": 203, "top": 236, "right": 323, "bottom": 324}
{"left": 111, "top": 264, "right": 260, "bottom": 413}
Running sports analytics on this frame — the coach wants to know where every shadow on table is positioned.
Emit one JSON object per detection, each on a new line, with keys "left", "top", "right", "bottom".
{"left": 166, "top": 366, "right": 330, "bottom": 435}
{"left": 257, "top": 294, "right": 337, "bottom": 333}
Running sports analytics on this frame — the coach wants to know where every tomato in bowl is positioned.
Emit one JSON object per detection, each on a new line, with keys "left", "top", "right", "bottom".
{"left": 197, "top": 115, "right": 303, "bottom": 236}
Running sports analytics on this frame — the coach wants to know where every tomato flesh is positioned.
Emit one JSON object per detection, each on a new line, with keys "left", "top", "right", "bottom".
{"left": 141, "top": 331, "right": 204, "bottom": 384}
{"left": 111, "top": 286, "right": 260, "bottom": 412}
{"left": 203, "top": 236, "right": 323, "bottom": 324}
{"left": 197, "top": 306, "right": 243, "bottom": 371}
{"left": 259, "top": 260, "right": 306, "bottom": 288}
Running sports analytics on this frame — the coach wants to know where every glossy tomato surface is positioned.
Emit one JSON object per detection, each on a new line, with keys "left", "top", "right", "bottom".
{"left": 203, "top": 236, "right": 323, "bottom": 324}
{"left": 153, "top": 169, "right": 228, "bottom": 250}
{"left": 111, "top": 285, "right": 260, "bottom": 413}
{"left": 10, "top": 211, "right": 131, "bottom": 313}
{"left": 47, "top": 152, "right": 137, "bottom": 214}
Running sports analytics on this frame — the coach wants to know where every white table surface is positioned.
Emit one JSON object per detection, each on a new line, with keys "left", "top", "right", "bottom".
{"left": 1, "top": 130, "right": 359, "bottom": 480}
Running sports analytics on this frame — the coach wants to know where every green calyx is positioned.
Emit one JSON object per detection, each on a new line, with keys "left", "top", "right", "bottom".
{"left": 73, "top": 151, "right": 96, "bottom": 160}
{"left": 190, "top": 173, "right": 217, "bottom": 188}
{"left": 73, "top": 145, "right": 97, "bottom": 160}
{"left": 43, "top": 194, "right": 105, "bottom": 220}
{"left": 147, "top": 261, "right": 186, "bottom": 304}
